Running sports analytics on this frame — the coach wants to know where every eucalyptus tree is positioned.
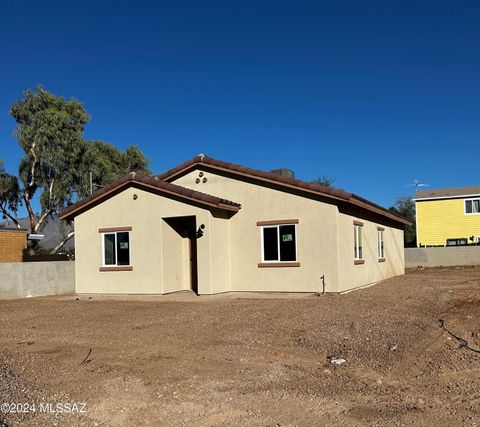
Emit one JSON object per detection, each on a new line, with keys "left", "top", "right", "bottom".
{"left": 389, "top": 196, "right": 416, "bottom": 246}
{"left": 76, "top": 141, "right": 150, "bottom": 198}
{"left": 10, "top": 86, "right": 89, "bottom": 245}
{"left": 1, "top": 86, "right": 150, "bottom": 254}
{"left": 0, "top": 159, "right": 21, "bottom": 227}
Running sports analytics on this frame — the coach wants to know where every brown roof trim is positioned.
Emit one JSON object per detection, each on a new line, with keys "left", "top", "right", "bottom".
{"left": 157, "top": 156, "right": 350, "bottom": 202}
{"left": 157, "top": 155, "right": 411, "bottom": 226}
{"left": 59, "top": 173, "right": 241, "bottom": 221}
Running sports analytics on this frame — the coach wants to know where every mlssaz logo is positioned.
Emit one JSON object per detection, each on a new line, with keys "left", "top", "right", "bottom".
{"left": 39, "top": 403, "right": 87, "bottom": 413}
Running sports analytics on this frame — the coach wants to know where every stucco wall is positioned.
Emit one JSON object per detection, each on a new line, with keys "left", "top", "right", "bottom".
{"left": 174, "top": 169, "right": 341, "bottom": 292}
{"left": 174, "top": 168, "right": 405, "bottom": 293}
{"left": 72, "top": 168, "right": 405, "bottom": 294}
{"left": 405, "top": 246, "right": 480, "bottom": 268}
{"left": 337, "top": 213, "right": 405, "bottom": 292}
{"left": 74, "top": 186, "right": 231, "bottom": 294}
{"left": 161, "top": 219, "right": 189, "bottom": 293}
{"left": 0, "top": 261, "right": 75, "bottom": 299}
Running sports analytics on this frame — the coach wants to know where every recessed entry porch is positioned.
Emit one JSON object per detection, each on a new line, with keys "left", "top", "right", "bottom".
{"left": 162, "top": 215, "right": 200, "bottom": 294}
{"left": 60, "top": 175, "right": 240, "bottom": 295}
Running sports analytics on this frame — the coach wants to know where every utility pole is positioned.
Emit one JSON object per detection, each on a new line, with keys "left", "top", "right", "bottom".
{"left": 89, "top": 171, "right": 93, "bottom": 195}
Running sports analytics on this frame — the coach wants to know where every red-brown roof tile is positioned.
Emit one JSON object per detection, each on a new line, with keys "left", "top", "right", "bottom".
{"left": 157, "top": 155, "right": 411, "bottom": 226}
{"left": 59, "top": 172, "right": 241, "bottom": 221}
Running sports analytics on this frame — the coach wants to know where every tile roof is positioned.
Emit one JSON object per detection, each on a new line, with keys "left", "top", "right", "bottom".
{"left": 59, "top": 172, "right": 241, "bottom": 221}
{"left": 414, "top": 185, "right": 480, "bottom": 200}
{"left": 157, "top": 155, "right": 411, "bottom": 225}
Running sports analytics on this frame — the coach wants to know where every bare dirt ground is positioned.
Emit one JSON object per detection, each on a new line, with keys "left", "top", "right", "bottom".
{"left": 1, "top": 267, "right": 480, "bottom": 426}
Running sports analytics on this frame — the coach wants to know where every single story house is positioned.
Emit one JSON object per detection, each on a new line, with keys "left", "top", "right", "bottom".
{"left": 60, "top": 155, "right": 410, "bottom": 294}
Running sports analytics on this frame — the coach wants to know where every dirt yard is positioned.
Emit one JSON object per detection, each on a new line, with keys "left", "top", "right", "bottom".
{"left": 0, "top": 267, "right": 479, "bottom": 426}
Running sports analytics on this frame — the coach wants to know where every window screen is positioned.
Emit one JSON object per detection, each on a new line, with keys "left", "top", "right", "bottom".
{"left": 279, "top": 225, "right": 296, "bottom": 261}
{"left": 116, "top": 232, "right": 130, "bottom": 265}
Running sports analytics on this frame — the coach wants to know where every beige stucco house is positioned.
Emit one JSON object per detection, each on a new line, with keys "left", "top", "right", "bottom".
{"left": 60, "top": 155, "right": 410, "bottom": 294}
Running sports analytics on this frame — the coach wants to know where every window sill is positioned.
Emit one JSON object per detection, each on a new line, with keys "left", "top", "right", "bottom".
{"left": 378, "top": 258, "right": 386, "bottom": 263}
{"left": 354, "top": 259, "right": 365, "bottom": 265}
{"left": 98, "top": 226, "right": 132, "bottom": 233}
{"left": 257, "top": 219, "right": 299, "bottom": 226}
{"left": 258, "top": 262, "right": 301, "bottom": 268}
{"left": 99, "top": 266, "right": 133, "bottom": 272}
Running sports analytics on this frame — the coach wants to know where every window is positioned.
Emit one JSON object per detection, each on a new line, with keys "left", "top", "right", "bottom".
{"left": 102, "top": 231, "right": 130, "bottom": 266}
{"left": 354, "top": 224, "right": 363, "bottom": 260}
{"left": 261, "top": 224, "right": 296, "bottom": 262}
{"left": 446, "top": 238, "right": 467, "bottom": 246}
{"left": 378, "top": 229, "right": 385, "bottom": 259}
{"left": 465, "top": 199, "right": 480, "bottom": 214}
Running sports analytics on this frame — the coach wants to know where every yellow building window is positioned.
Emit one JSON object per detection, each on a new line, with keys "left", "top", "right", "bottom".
{"left": 465, "top": 199, "right": 480, "bottom": 215}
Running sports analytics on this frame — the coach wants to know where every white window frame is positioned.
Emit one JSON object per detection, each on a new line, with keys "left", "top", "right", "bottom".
{"left": 464, "top": 198, "right": 480, "bottom": 215}
{"left": 354, "top": 224, "right": 363, "bottom": 260}
{"left": 260, "top": 224, "right": 298, "bottom": 263}
{"left": 446, "top": 238, "right": 468, "bottom": 246}
{"left": 101, "top": 231, "right": 131, "bottom": 267}
{"left": 378, "top": 229, "right": 385, "bottom": 259}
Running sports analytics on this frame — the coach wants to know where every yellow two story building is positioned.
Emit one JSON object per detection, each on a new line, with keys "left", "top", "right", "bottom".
{"left": 414, "top": 185, "right": 480, "bottom": 247}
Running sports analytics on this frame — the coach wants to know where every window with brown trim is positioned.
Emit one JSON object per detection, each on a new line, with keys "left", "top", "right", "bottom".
{"left": 102, "top": 231, "right": 131, "bottom": 268}
{"left": 354, "top": 223, "right": 363, "bottom": 261}
{"left": 378, "top": 229, "right": 385, "bottom": 259}
{"left": 260, "top": 223, "right": 297, "bottom": 263}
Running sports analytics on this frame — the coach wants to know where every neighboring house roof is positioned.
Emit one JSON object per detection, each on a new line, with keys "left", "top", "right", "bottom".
{"left": 414, "top": 185, "right": 480, "bottom": 201}
{"left": 59, "top": 172, "right": 242, "bottom": 221}
{"left": 157, "top": 155, "right": 411, "bottom": 226}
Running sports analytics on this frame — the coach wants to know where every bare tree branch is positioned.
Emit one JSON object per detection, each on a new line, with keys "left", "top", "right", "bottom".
{"left": 34, "top": 208, "right": 53, "bottom": 233}
{"left": 50, "top": 230, "right": 74, "bottom": 254}
{"left": 28, "top": 141, "right": 37, "bottom": 190}
{"left": 23, "top": 191, "right": 37, "bottom": 233}
{"left": 0, "top": 207, "right": 21, "bottom": 229}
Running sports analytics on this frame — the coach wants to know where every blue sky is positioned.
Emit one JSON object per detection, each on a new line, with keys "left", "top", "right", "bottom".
{"left": 1, "top": 0, "right": 479, "bottom": 215}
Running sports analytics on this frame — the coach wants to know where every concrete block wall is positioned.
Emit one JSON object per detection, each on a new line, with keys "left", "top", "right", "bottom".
{"left": 405, "top": 246, "right": 480, "bottom": 268}
{"left": 0, "top": 229, "right": 28, "bottom": 263}
{"left": 0, "top": 261, "right": 75, "bottom": 299}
